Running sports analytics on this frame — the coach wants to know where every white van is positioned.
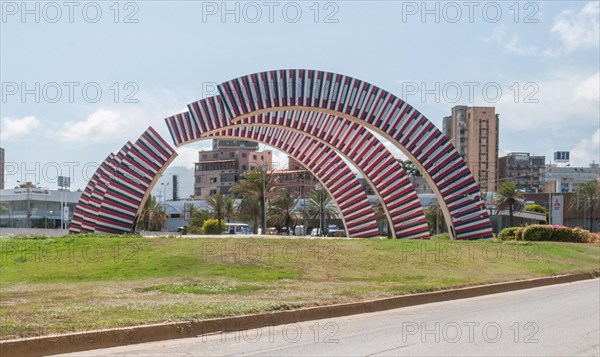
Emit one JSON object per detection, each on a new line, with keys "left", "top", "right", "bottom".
{"left": 223, "top": 223, "right": 252, "bottom": 235}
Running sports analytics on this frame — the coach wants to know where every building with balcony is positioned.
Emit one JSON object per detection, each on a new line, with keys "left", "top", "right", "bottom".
{"left": 194, "top": 140, "right": 272, "bottom": 198}
{"left": 498, "top": 152, "right": 546, "bottom": 193}
{"left": 443, "top": 106, "right": 499, "bottom": 193}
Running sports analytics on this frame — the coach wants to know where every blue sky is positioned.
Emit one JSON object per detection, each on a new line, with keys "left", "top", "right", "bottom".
{"left": 1, "top": 1, "right": 599, "bottom": 198}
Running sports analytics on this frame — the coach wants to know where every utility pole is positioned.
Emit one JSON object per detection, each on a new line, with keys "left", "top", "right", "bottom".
{"left": 262, "top": 165, "right": 267, "bottom": 235}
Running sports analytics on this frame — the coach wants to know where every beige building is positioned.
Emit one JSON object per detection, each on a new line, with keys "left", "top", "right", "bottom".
{"left": 0, "top": 147, "right": 4, "bottom": 190}
{"left": 498, "top": 152, "right": 546, "bottom": 193}
{"left": 194, "top": 140, "right": 272, "bottom": 198}
{"left": 272, "top": 156, "right": 318, "bottom": 198}
{"left": 443, "top": 106, "right": 499, "bottom": 193}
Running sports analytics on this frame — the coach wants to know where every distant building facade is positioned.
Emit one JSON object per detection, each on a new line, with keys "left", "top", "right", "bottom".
{"left": 0, "top": 188, "right": 80, "bottom": 228}
{"left": 194, "top": 140, "right": 272, "bottom": 198}
{"left": 498, "top": 152, "right": 546, "bottom": 193}
{"left": 544, "top": 164, "right": 600, "bottom": 193}
{"left": 443, "top": 106, "right": 499, "bottom": 193}
{"left": 0, "top": 147, "right": 4, "bottom": 190}
{"left": 272, "top": 156, "right": 318, "bottom": 198}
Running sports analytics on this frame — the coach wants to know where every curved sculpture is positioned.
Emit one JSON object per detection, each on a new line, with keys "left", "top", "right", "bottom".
{"left": 166, "top": 108, "right": 429, "bottom": 239}
{"left": 71, "top": 69, "right": 492, "bottom": 240}
{"left": 214, "top": 70, "right": 491, "bottom": 239}
{"left": 70, "top": 127, "right": 177, "bottom": 234}
{"left": 167, "top": 112, "right": 380, "bottom": 237}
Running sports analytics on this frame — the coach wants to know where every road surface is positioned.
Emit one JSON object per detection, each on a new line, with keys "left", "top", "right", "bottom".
{"left": 60, "top": 278, "right": 600, "bottom": 356}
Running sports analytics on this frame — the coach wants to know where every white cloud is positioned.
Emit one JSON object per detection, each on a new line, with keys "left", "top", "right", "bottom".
{"left": 59, "top": 109, "right": 125, "bottom": 144}
{"left": 496, "top": 71, "right": 599, "bottom": 131}
{"left": 170, "top": 144, "right": 209, "bottom": 170}
{"left": 571, "top": 129, "right": 600, "bottom": 166}
{"left": 0, "top": 116, "right": 41, "bottom": 141}
{"left": 482, "top": 2, "right": 599, "bottom": 57}
{"left": 551, "top": 2, "right": 600, "bottom": 53}
{"left": 575, "top": 71, "right": 600, "bottom": 101}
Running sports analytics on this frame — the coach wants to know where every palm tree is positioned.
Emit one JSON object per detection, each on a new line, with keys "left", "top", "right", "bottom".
{"left": 236, "top": 198, "right": 261, "bottom": 233}
{"left": 570, "top": 181, "right": 600, "bottom": 231}
{"left": 230, "top": 168, "right": 274, "bottom": 233}
{"left": 137, "top": 195, "right": 167, "bottom": 231}
{"left": 188, "top": 204, "right": 211, "bottom": 234}
{"left": 205, "top": 193, "right": 225, "bottom": 234}
{"left": 495, "top": 182, "right": 524, "bottom": 227}
{"left": 398, "top": 159, "right": 421, "bottom": 177}
{"left": 305, "top": 189, "right": 338, "bottom": 234}
{"left": 269, "top": 190, "right": 297, "bottom": 232}
{"left": 373, "top": 200, "right": 391, "bottom": 237}
{"left": 224, "top": 197, "right": 236, "bottom": 222}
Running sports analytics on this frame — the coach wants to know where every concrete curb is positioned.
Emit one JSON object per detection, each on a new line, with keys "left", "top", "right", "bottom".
{"left": 2, "top": 271, "right": 598, "bottom": 357}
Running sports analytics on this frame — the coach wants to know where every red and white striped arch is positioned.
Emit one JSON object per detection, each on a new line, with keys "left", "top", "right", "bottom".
{"left": 213, "top": 70, "right": 491, "bottom": 240}
{"left": 166, "top": 108, "right": 430, "bottom": 239}
{"left": 167, "top": 113, "right": 380, "bottom": 238}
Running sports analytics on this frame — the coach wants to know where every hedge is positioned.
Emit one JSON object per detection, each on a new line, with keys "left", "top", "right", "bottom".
{"left": 499, "top": 225, "right": 597, "bottom": 243}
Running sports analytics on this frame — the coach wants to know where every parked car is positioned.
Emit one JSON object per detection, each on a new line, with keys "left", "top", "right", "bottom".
{"left": 326, "top": 224, "right": 338, "bottom": 237}
{"left": 310, "top": 228, "right": 321, "bottom": 237}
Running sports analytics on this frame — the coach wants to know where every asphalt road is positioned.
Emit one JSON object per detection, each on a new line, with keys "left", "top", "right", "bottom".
{"left": 59, "top": 279, "right": 600, "bottom": 357}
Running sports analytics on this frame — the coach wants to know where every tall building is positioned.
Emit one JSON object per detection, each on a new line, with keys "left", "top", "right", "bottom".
{"left": 545, "top": 163, "right": 600, "bottom": 193}
{"left": 0, "top": 147, "right": 4, "bottom": 190}
{"left": 443, "top": 106, "right": 499, "bottom": 193}
{"left": 498, "top": 152, "right": 546, "bottom": 193}
{"left": 272, "top": 156, "right": 319, "bottom": 198}
{"left": 194, "top": 140, "right": 272, "bottom": 198}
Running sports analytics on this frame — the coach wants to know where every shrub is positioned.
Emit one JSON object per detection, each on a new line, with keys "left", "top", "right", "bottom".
{"left": 572, "top": 227, "right": 595, "bottom": 243}
{"left": 550, "top": 226, "right": 573, "bottom": 242}
{"left": 201, "top": 219, "right": 226, "bottom": 235}
{"left": 498, "top": 227, "right": 519, "bottom": 240}
{"left": 430, "top": 233, "right": 451, "bottom": 240}
{"left": 516, "top": 227, "right": 525, "bottom": 240}
{"left": 522, "top": 225, "right": 553, "bottom": 241}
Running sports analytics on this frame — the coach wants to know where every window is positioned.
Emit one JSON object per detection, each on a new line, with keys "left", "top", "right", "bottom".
{"left": 213, "top": 153, "right": 218, "bottom": 159}
{"left": 242, "top": 165, "right": 247, "bottom": 171}
{"left": 242, "top": 153, "right": 247, "bottom": 158}
{"left": 229, "top": 152, "right": 234, "bottom": 158}
{"left": 253, "top": 155, "right": 257, "bottom": 160}
{"left": 202, "top": 154, "right": 207, "bottom": 159}
{"left": 210, "top": 177, "right": 218, "bottom": 183}
{"left": 210, "top": 189, "right": 217, "bottom": 195}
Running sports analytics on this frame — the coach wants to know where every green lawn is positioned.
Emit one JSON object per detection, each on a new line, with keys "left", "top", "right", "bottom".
{"left": 1, "top": 235, "right": 598, "bottom": 339}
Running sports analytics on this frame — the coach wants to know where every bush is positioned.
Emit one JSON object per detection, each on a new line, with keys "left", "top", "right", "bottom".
{"left": 523, "top": 225, "right": 553, "bottom": 241}
{"left": 550, "top": 226, "right": 573, "bottom": 242}
{"left": 514, "top": 225, "right": 596, "bottom": 243}
{"left": 201, "top": 219, "right": 226, "bottom": 235}
{"left": 572, "top": 227, "right": 595, "bottom": 243}
{"left": 498, "top": 227, "right": 519, "bottom": 240}
{"left": 430, "top": 233, "right": 451, "bottom": 240}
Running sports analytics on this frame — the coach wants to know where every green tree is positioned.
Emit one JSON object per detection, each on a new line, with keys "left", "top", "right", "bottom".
{"left": 373, "top": 200, "right": 391, "bottom": 238}
{"left": 398, "top": 159, "right": 421, "bottom": 177}
{"left": 268, "top": 190, "right": 297, "bottom": 232}
{"left": 495, "top": 182, "right": 525, "bottom": 227}
{"left": 188, "top": 205, "right": 211, "bottom": 234}
{"left": 205, "top": 193, "right": 225, "bottom": 234}
{"left": 224, "top": 197, "right": 236, "bottom": 222}
{"left": 305, "top": 189, "right": 338, "bottom": 234}
{"left": 137, "top": 195, "right": 167, "bottom": 231}
{"left": 230, "top": 168, "right": 274, "bottom": 233}
{"left": 525, "top": 204, "right": 549, "bottom": 223}
{"left": 424, "top": 206, "right": 447, "bottom": 234}
{"left": 570, "top": 181, "right": 600, "bottom": 232}
{"left": 202, "top": 219, "right": 226, "bottom": 235}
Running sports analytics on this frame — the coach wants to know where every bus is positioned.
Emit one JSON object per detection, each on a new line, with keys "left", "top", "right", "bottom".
{"left": 223, "top": 223, "right": 252, "bottom": 235}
